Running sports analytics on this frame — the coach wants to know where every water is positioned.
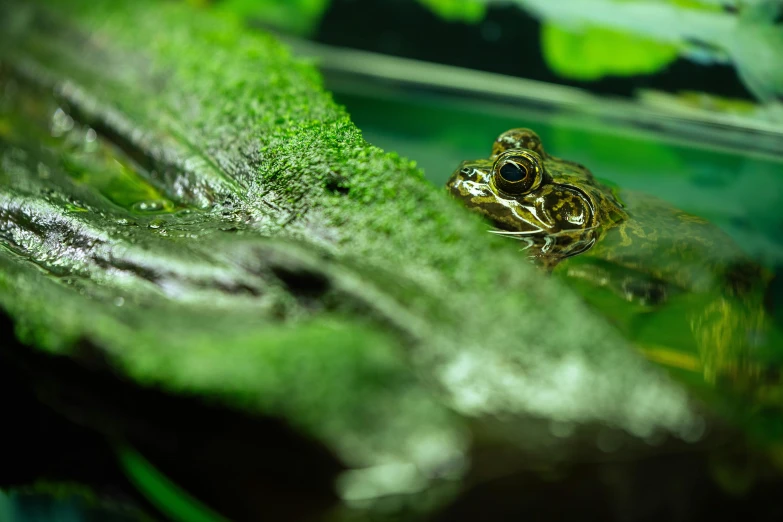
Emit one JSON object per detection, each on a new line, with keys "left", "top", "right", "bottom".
{"left": 331, "top": 87, "right": 783, "bottom": 268}
{"left": 326, "top": 70, "right": 783, "bottom": 386}
{"left": 0, "top": 73, "right": 180, "bottom": 217}
{"left": 0, "top": 490, "right": 145, "bottom": 522}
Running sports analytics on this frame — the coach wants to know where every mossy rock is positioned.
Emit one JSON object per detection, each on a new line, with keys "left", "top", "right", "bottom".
{"left": 0, "top": 0, "right": 705, "bottom": 519}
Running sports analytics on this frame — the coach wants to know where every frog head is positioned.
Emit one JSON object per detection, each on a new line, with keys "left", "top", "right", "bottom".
{"left": 447, "top": 129, "right": 626, "bottom": 264}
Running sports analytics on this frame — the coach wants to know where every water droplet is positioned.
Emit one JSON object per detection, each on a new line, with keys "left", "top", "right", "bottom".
{"left": 85, "top": 128, "right": 97, "bottom": 142}
{"left": 148, "top": 219, "right": 164, "bottom": 229}
{"left": 132, "top": 200, "right": 165, "bottom": 212}
{"left": 114, "top": 297, "right": 125, "bottom": 307}
{"left": 51, "top": 107, "right": 74, "bottom": 137}
{"left": 115, "top": 218, "right": 130, "bottom": 226}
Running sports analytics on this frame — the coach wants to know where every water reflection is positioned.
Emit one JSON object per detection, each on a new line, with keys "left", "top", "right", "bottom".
{"left": 0, "top": 71, "right": 180, "bottom": 216}
{"left": 0, "top": 490, "right": 145, "bottom": 522}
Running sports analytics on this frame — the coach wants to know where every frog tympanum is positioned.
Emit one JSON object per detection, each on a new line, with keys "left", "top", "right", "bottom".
{"left": 448, "top": 129, "right": 777, "bottom": 403}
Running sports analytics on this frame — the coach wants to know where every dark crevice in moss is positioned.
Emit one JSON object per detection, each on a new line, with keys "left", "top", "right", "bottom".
{"left": 270, "top": 264, "right": 332, "bottom": 305}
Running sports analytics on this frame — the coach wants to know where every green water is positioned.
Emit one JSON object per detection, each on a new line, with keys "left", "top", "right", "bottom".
{"left": 0, "top": 490, "right": 146, "bottom": 522}
{"left": 0, "top": 76, "right": 180, "bottom": 216}
{"left": 334, "top": 87, "right": 783, "bottom": 268}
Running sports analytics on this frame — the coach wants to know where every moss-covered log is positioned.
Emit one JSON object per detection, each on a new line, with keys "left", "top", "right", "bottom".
{"left": 0, "top": 0, "right": 705, "bottom": 518}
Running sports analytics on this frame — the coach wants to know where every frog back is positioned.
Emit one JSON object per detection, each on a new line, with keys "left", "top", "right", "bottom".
{"left": 567, "top": 189, "right": 766, "bottom": 299}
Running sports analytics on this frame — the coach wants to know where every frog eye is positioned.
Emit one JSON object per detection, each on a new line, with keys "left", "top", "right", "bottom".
{"left": 493, "top": 149, "right": 543, "bottom": 195}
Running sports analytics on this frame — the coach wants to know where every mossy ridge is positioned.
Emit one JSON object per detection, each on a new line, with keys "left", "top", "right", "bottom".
{"left": 1, "top": 0, "right": 702, "bottom": 515}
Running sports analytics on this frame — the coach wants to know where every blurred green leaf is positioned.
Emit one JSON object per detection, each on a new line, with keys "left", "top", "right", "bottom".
{"left": 218, "top": 0, "right": 331, "bottom": 36}
{"left": 117, "top": 445, "right": 227, "bottom": 522}
{"left": 417, "top": 0, "right": 486, "bottom": 23}
{"left": 541, "top": 23, "right": 679, "bottom": 80}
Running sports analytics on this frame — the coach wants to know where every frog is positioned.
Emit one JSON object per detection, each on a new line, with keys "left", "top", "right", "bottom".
{"left": 447, "top": 128, "right": 627, "bottom": 268}
{"left": 447, "top": 128, "right": 778, "bottom": 404}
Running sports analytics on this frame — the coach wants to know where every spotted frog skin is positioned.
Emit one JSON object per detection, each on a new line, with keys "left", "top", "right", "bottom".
{"left": 447, "top": 128, "right": 626, "bottom": 266}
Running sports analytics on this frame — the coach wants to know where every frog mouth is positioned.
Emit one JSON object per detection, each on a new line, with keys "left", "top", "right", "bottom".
{"left": 488, "top": 227, "right": 545, "bottom": 237}
{"left": 488, "top": 225, "right": 599, "bottom": 239}
{"left": 489, "top": 226, "right": 600, "bottom": 260}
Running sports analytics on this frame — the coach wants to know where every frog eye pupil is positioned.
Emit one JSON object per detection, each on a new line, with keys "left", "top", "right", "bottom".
{"left": 499, "top": 162, "right": 527, "bottom": 183}
{"left": 493, "top": 151, "right": 542, "bottom": 195}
